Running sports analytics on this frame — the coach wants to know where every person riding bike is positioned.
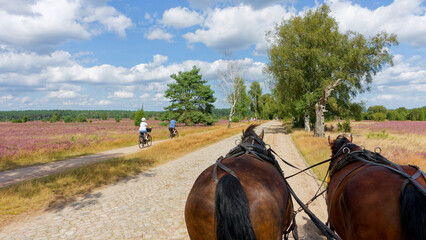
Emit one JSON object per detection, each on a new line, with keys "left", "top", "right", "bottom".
{"left": 139, "top": 117, "right": 150, "bottom": 140}
{"left": 169, "top": 117, "right": 177, "bottom": 136}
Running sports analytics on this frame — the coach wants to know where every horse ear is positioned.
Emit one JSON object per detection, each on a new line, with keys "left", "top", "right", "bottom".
{"left": 350, "top": 134, "right": 353, "bottom": 142}
{"left": 259, "top": 129, "right": 264, "bottom": 140}
{"left": 242, "top": 130, "right": 245, "bottom": 136}
{"left": 328, "top": 136, "right": 332, "bottom": 146}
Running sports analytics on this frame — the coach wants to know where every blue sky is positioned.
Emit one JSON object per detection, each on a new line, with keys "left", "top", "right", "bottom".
{"left": 0, "top": 0, "right": 425, "bottom": 111}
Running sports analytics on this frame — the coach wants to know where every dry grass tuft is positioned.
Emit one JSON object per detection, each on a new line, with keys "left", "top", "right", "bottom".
{"left": 0, "top": 122, "right": 253, "bottom": 228}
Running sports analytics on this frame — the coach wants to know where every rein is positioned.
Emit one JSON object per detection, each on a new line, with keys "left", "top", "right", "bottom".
{"left": 212, "top": 131, "right": 343, "bottom": 240}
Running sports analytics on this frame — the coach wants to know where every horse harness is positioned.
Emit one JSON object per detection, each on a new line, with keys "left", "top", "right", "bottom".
{"left": 328, "top": 142, "right": 426, "bottom": 196}
{"left": 212, "top": 133, "right": 298, "bottom": 239}
{"left": 326, "top": 142, "right": 426, "bottom": 228}
{"left": 212, "top": 140, "right": 278, "bottom": 183}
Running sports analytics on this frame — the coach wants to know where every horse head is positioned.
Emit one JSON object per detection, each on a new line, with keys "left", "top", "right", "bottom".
{"left": 241, "top": 124, "right": 265, "bottom": 146}
{"left": 328, "top": 133, "right": 353, "bottom": 158}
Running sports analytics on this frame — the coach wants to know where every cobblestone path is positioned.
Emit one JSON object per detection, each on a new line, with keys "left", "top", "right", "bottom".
{"left": 0, "top": 121, "right": 327, "bottom": 239}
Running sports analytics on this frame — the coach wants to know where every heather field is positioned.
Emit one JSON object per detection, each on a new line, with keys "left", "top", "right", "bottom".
{"left": 0, "top": 119, "right": 231, "bottom": 171}
{"left": 292, "top": 120, "right": 426, "bottom": 180}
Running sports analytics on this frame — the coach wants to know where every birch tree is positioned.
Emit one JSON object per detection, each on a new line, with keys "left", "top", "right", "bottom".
{"left": 218, "top": 62, "right": 245, "bottom": 128}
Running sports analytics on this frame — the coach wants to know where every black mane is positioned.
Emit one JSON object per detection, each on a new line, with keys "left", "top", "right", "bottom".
{"left": 331, "top": 136, "right": 351, "bottom": 156}
{"left": 242, "top": 124, "right": 259, "bottom": 140}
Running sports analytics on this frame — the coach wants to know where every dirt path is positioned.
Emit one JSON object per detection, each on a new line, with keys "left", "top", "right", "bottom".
{"left": 0, "top": 121, "right": 328, "bottom": 239}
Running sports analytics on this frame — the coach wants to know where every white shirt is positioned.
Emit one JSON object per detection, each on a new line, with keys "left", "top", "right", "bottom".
{"left": 139, "top": 122, "right": 148, "bottom": 131}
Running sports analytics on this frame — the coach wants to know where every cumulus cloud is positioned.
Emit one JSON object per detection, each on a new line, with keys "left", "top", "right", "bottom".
{"left": 145, "top": 28, "right": 174, "bottom": 41}
{"left": 356, "top": 54, "right": 426, "bottom": 108}
{"left": 327, "top": 0, "right": 426, "bottom": 47}
{"left": 183, "top": 4, "right": 291, "bottom": 55}
{"left": 110, "top": 91, "right": 135, "bottom": 99}
{"left": 161, "top": 7, "right": 203, "bottom": 28}
{"left": 97, "top": 99, "right": 112, "bottom": 105}
{"left": 0, "top": 0, "right": 132, "bottom": 52}
{"left": 0, "top": 47, "right": 267, "bottom": 110}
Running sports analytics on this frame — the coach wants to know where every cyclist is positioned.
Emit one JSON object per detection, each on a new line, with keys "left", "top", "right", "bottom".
{"left": 169, "top": 117, "right": 177, "bottom": 136}
{"left": 139, "top": 117, "right": 150, "bottom": 140}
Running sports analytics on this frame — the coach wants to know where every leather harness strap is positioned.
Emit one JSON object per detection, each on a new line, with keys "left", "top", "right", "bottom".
{"left": 213, "top": 156, "right": 239, "bottom": 184}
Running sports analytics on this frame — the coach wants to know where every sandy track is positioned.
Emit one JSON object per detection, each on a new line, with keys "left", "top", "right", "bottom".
{"left": 0, "top": 120, "right": 328, "bottom": 239}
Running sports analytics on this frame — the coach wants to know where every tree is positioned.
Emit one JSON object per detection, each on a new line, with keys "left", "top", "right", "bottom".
{"left": 235, "top": 83, "right": 250, "bottom": 120}
{"left": 134, "top": 106, "right": 146, "bottom": 126}
{"left": 248, "top": 81, "right": 262, "bottom": 119}
{"left": 266, "top": 4, "right": 398, "bottom": 137}
{"left": 218, "top": 62, "right": 246, "bottom": 128}
{"left": 164, "top": 66, "right": 216, "bottom": 125}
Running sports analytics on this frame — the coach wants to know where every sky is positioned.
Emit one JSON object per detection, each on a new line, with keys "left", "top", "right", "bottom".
{"left": 0, "top": 0, "right": 425, "bottom": 111}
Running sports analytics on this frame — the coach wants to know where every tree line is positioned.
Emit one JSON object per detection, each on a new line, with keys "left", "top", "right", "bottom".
{"left": 0, "top": 109, "right": 233, "bottom": 123}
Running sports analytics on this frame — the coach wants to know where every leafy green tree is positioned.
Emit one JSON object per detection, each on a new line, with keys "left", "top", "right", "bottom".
{"left": 367, "top": 105, "right": 388, "bottom": 120}
{"left": 419, "top": 110, "right": 425, "bottom": 121}
{"left": 64, "top": 116, "right": 74, "bottom": 123}
{"left": 22, "top": 115, "right": 28, "bottom": 123}
{"left": 164, "top": 66, "right": 216, "bottom": 125}
{"left": 248, "top": 81, "right": 262, "bottom": 119}
{"left": 134, "top": 106, "right": 146, "bottom": 126}
{"left": 77, "top": 114, "right": 87, "bottom": 122}
{"left": 235, "top": 82, "right": 250, "bottom": 120}
{"left": 259, "top": 94, "right": 279, "bottom": 119}
{"left": 350, "top": 103, "right": 365, "bottom": 121}
{"left": 266, "top": 4, "right": 398, "bottom": 137}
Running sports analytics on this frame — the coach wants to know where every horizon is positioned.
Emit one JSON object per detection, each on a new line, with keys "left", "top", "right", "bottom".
{"left": 0, "top": 0, "right": 425, "bottom": 111}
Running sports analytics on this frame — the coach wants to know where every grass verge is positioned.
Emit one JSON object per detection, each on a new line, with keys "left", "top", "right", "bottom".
{"left": 291, "top": 127, "right": 425, "bottom": 181}
{"left": 0, "top": 122, "right": 254, "bottom": 228}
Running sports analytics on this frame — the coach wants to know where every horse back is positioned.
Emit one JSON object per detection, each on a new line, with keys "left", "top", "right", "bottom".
{"left": 328, "top": 163, "right": 425, "bottom": 240}
{"left": 185, "top": 155, "right": 291, "bottom": 240}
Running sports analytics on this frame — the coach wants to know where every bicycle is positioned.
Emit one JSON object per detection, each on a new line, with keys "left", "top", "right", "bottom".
{"left": 169, "top": 128, "right": 179, "bottom": 139}
{"left": 138, "top": 127, "right": 152, "bottom": 149}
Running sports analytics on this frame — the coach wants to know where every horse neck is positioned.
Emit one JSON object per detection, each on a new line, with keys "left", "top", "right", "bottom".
{"left": 242, "top": 134, "right": 265, "bottom": 148}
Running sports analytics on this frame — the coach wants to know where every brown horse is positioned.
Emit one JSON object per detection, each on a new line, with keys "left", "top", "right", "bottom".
{"left": 185, "top": 125, "right": 294, "bottom": 240}
{"left": 327, "top": 135, "right": 426, "bottom": 240}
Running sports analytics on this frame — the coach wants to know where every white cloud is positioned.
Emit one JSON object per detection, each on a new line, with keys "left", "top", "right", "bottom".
{"left": 97, "top": 99, "right": 111, "bottom": 105}
{"left": 0, "top": 0, "right": 132, "bottom": 52}
{"left": 327, "top": 0, "right": 426, "bottom": 47}
{"left": 183, "top": 4, "right": 291, "bottom": 55}
{"left": 139, "top": 93, "right": 150, "bottom": 100}
{"left": 153, "top": 93, "right": 168, "bottom": 102}
{"left": 145, "top": 28, "right": 174, "bottom": 41}
{"left": 161, "top": 7, "right": 203, "bottom": 28}
{"left": 376, "top": 94, "right": 403, "bottom": 100}
{"left": 110, "top": 91, "right": 135, "bottom": 99}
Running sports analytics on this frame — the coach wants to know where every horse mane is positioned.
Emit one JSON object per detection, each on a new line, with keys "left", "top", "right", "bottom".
{"left": 331, "top": 136, "right": 351, "bottom": 156}
{"left": 242, "top": 124, "right": 259, "bottom": 140}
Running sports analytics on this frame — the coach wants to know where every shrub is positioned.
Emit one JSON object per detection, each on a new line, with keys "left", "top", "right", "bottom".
{"left": 159, "top": 122, "right": 168, "bottom": 126}
{"left": 11, "top": 119, "right": 22, "bottom": 123}
{"left": 367, "top": 129, "right": 389, "bottom": 139}
{"left": 337, "top": 120, "right": 351, "bottom": 132}
{"left": 101, "top": 113, "right": 108, "bottom": 120}
{"left": 77, "top": 114, "right": 87, "bottom": 122}
{"left": 22, "top": 115, "right": 28, "bottom": 123}
{"left": 231, "top": 116, "right": 239, "bottom": 123}
{"left": 64, "top": 116, "right": 74, "bottom": 123}
{"left": 371, "top": 112, "right": 387, "bottom": 121}
{"left": 115, "top": 117, "right": 121, "bottom": 122}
